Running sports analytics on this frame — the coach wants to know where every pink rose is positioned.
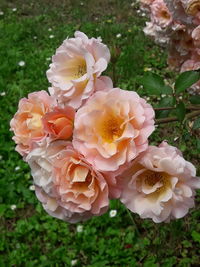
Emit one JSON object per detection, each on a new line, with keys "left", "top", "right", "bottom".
{"left": 47, "top": 31, "right": 111, "bottom": 109}
{"left": 42, "top": 106, "right": 75, "bottom": 141}
{"left": 28, "top": 141, "right": 110, "bottom": 223}
{"left": 10, "top": 91, "right": 56, "bottom": 156}
{"left": 151, "top": 0, "right": 172, "bottom": 28}
{"left": 73, "top": 88, "right": 155, "bottom": 172}
{"left": 120, "top": 142, "right": 200, "bottom": 223}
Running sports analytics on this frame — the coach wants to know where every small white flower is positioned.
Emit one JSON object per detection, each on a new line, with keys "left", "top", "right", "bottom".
{"left": 18, "top": 61, "right": 25, "bottom": 67}
{"left": 29, "top": 185, "right": 35, "bottom": 191}
{"left": 76, "top": 225, "right": 83, "bottom": 233}
{"left": 0, "top": 11, "right": 4, "bottom": 15}
{"left": 131, "top": 2, "right": 135, "bottom": 7}
{"left": 146, "top": 97, "right": 150, "bottom": 101}
{"left": 48, "top": 28, "right": 52, "bottom": 31}
{"left": 49, "top": 35, "right": 54, "bottom": 39}
{"left": 33, "top": 36, "right": 37, "bottom": 39}
{"left": 161, "top": 94, "right": 166, "bottom": 98}
{"left": 136, "top": 10, "right": 141, "bottom": 14}
{"left": 109, "top": 209, "right": 117, "bottom": 218}
{"left": 116, "top": 33, "right": 122, "bottom": 38}
{"left": 71, "top": 259, "right": 77, "bottom": 266}
{"left": 15, "top": 166, "right": 20, "bottom": 171}
{"left": 0, "top": 92, "right": 6, "bottom": 96}
{"left": 179, "top": 96, "right": 183, "bottom": 100}
{"left": 11, "top": 205, "right": 17, "bottom": 210}
{"left": 142, "top": 13, "right": 146, "bottom": 17}
{"left": 80, "top": 2, "right": 84, "bottom": 5}
{"left": 12, "top": 8, "right": 17, "bottom": 12}
{"left": 174, "top": 136, "right": 179, "bottom": 141}
{"left": 157, "top": 97, "right": 161, "bottom": 101}
{"left": 46, "top": 57, "right": 51, "bottom": 61}
{"left": 0, "top": 155, "right": 2, "bottom": 160}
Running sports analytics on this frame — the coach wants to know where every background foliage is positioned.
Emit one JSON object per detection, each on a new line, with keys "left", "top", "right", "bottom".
{"left": 0, "top": 0, "right": 199, "bottom": 266}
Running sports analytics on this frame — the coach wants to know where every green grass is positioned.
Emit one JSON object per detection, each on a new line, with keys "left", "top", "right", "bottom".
{"left": 0, "top": 1, "right": 200, "bottom": 266}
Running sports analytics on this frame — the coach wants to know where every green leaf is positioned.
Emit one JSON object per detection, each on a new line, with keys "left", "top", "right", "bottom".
{"left": 193, "top": 118, "right": 200, "bottom": 129}
{"left": 176, "top": 102, "right": 186, "bottom": 122}
{"left": 0, "top": 204, "right": 7, "bottom": 217}
{"left": 162, "top": 85, "right": 173, "bottom": 94}
{"left": 189, "top": 95, "right": 200, "bottom": 105}
{"left": 156, "top": 96, "right": 175, "bottom": 119}
{"left": 139, "top": 72, "right": 165, "bottom": 95}
{"left": 175, "top": 71, "right": 200, "bottom": 93}
{"left": 192, "top": 231, "right": 200, "bottom": 244}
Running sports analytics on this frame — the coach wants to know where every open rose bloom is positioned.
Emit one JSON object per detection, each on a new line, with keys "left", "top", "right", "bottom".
{"left": 28, "top": 141, "right": 109, "bottom": 223}
{"left": 47, "top": 31, "right": 112, "bottom": 109}
{"left": 120, "top": 142, "right": 200, "bottom": 223}
{"left": 10, "top": 31, "right": 200, "bottom": 223}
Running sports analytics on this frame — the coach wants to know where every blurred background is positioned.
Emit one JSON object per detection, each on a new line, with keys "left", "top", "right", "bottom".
{"left": 0, "top": 0, "right": 199, "bottom": 266}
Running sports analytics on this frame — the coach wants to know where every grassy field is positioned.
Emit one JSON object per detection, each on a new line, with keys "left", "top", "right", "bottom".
{"left": 0, "top": 0, "right": 200, "bottom": 266}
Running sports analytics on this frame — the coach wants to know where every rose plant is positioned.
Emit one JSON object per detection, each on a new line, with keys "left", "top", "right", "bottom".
{"left": 10, "top": 31, "right": 200, "bottom": 224}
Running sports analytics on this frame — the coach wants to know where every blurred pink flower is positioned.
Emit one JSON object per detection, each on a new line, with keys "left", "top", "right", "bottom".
{"left": 42, "top": 106, "right": 75, "bottom": 141}
{"left": 10, "top": 91, "right": 56, "bottom": 157}
{"left": 28, "top": 141, "right": 110, "bottom": 223}
{"left": 120, "top": 142, "right": 200, "bottom": 223}
{"left": 73, "top": 88, "right": 155, "bottom": 172}
{"left": 192, "top": 25, "right": 200, "bottom": 47}
{"left": 47, "top": 31, "right": 111, "bottom": 109}
{"left": 151, "top": 0, "right": 172, "bottom": 27}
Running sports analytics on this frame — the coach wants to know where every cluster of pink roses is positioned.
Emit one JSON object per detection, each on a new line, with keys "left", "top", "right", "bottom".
{"left": 140, "top": 0, "right": 200, "bottom": 94}
{"left": 10, "top": 31, "right": 200, "bottom": 223}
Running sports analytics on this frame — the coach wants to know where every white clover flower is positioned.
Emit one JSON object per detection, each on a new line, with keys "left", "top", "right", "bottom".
{"left": 46, "top": 57, "right": 51, "bottom": 61}
{"left": 15, "top": 166, "right": 20, "bottom": 171}
{"left": 18, "top": 61, "right": 25, "bottom": 67}
{"left": 11, "top": 205, "right": 17, "bottom": 210}
{"left": 33, "top": 36, "right": 37, "bottom": 39}
{"left": 71, "top": 259, "right": 78, "bottom": 266}
{"left": 29, "top": 185, "right": 35, "bottom": 191}
{"left": 80, "top": 2, "right": 84, "bottom": 5}
{"left": 0, "top": 92, "right": 6, "bottom": 96}
{"left": 0, "top": 11, "right": 4, "bottom": 15}
{"left": 12, "top": 8, "right": 17, "bottom": 12}
{"left": 116, "top": 33, "right": 122, "bottom": 38}
{"left": 109, "top": 209, "right": 117, "bottom": 218}
{"left": 49, "top": 35, "right": 54, "bottom": 39}
{"left": 161, "top": 94, "right": 166, "bottom": 98}
{"left": 48, "top": 28, "right": 52, "bottom": 31}
{"left": 76, "top": 225, "right": 83, "bottom": 233}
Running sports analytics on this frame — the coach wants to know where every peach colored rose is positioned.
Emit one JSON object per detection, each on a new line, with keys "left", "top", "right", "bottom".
{"left": 10, "top": 91, "right": 56, "bottom": 156}
{"left": 28, "top": 141, "right": 110, "bottom": 223}
{"left": 47, "top": 31, "right": 111, "bottom": 109}
{"left": 151, "top": 0, "right": 172, "bottom": 27}
{"left": 73, "top": 88, "right": 155, "bottom": 172}
{"left": 120, "top": 142, "right": 200, "bottom": 223}
{"left": 42, "top": 106, "right": 75, "bottom": 141}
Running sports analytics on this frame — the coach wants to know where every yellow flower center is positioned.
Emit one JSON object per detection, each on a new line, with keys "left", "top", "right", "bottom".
{"left": 99, "top": 113, "right": 124, "bottom": 143}
{"left": 144, "top": 171, "right": 163, "bottom": 187}
{"left": 74, "top": 62, "right": 87, "bottom": 79}
{"left": 161, "top": 10, "right": 170, "bottom": 20}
